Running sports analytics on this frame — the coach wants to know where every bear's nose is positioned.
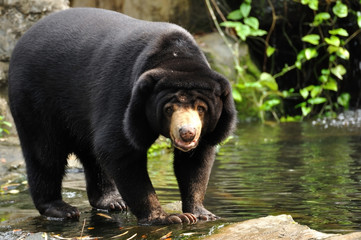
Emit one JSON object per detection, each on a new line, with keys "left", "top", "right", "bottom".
{"left": 179, "top": 126, "right": 196, "bottom": 142}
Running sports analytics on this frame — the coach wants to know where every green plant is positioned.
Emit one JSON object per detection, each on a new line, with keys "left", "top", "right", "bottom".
{"left": 206, "top": 0, "right": 283, "bottom": 122}
{"left": 287, "top": 0, "right": 360, "bottom": 117}
{"left": 206, "top": 0, "right": 361, "bottom": 121}
{"left": 0, "top": 115, "right": 11, "bottom": 137}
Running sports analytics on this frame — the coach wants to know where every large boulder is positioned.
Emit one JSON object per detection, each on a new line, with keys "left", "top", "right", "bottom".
{"left": 205, "top": 215, "right": 361, "bottom": 240}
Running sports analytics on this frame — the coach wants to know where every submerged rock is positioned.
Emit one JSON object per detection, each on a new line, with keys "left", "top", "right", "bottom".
{"left": 205, "top": 215, "right": 361, "bottom": 240}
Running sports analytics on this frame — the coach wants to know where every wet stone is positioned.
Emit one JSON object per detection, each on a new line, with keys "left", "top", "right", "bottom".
{"left": 205, "top": 215, "right": 361, "bottom": 240}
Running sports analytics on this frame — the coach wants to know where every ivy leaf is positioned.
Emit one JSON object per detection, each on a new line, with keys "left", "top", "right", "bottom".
{"left": 310, "top": 85, "right": 322, "bottom": 98}
{"left": 266, "top": 46, "right": 275, "bottom": 57}
{"left": 220, "top": 21, "right": 241, "bottom": 28}
{"left": 357, "top": 12, "right": 361, "bottom": 28}
{"left": 308, "top": 97, "right": 327, "bottom": 105}
{"left": 336, "top": 47, "right": 350, "bottom": 59}
{"left": 244, "top": 17, "right": 259, "bottom": 29}
{"left": 240, "top": 2, "right": 251, "bottom": 18}
{"left": 312, "top": 12, "right": 331, "bottom": 26}
{"left": 302, "top": 34, "right": 320, "bottom": 45}
{"left": 261, "top": 99, "right": 281, "bottom": 111}
{"left": 232, "top": 88, "right": 242, "bottom": 102}
{"left": 308, "top": 0, "right": 318, "bottom": 10}
{"left": 259, "top": 72, "right": 278, "bottom": 91}
{"left": 333, "top": 1, "right": 348, "bottom": 18}
{"left": 330, "top": 64, "right": 347, "bottom": 79}
{"left": 325, "top": 35, "right": 340, "bottom": 47}
{"left": 301, "top": 105, "right": 312, "bottom": 116}
{"left": 323, "top": 78, "right": 338, "bottom": 91}
{"left": 248, "top": 29, "right": 267, "bottom": 36}
{"left": 227, "top": 9, "right": 242, "bottom": 20}
{"left": 304, "top": 48, "right": 318, "bottom": 60}
{"left": 235, "top": 23, "right": 251, "bottom": 41}
{"left": 337, "top": 92, "right": 351, "bottom": 108}
{"left": 329, "top": 28, "right": 349, "bottom": 37}
{"left": 300, "top": 88, "right": 309, "bottom": 99}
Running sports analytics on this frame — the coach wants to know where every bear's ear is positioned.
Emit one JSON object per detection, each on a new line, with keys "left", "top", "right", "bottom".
{"left": 123, "top": 69, "right": 165, "bottom": 150}
{"left": 205, "top": 75, "right": 237, "bottom": 145}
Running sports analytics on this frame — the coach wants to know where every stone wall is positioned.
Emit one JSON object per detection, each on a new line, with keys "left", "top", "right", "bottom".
{"left": 70, "top": 0, "right": 213, "bottom": 32}
{"left": 0, "top": 0, "right": 69, "bottom": 132}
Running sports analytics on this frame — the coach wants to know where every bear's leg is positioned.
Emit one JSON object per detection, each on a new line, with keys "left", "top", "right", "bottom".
{"left": 174, "top": 143, "right": 218, "bottom": 221}
{"left": 96, "top": 148, "right": 196, "bottom": 224}
{"left": 76, "top": 150, "right": 127, "bottom": 211}
{"left": 20, "top": 135, "right": 79, "bottom": 219}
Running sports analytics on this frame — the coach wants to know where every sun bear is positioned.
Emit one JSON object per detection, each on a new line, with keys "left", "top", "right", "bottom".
{"left": 8, "top": 8, "right": 236, "bottom": 224}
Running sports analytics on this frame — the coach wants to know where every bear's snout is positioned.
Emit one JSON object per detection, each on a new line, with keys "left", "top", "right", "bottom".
{"left": 179, "top": 126, "right": 196, "bottom": 143}
{"left": 170, "top": 107, "right": 202, "bottom": 152}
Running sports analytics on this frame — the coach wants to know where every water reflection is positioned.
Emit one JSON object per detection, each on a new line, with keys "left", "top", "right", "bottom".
{"left": 1, "top": 122, "right": 361, "bottom": 238}
{"left": 208, "top": 122, "right": 361, "bottom": 233}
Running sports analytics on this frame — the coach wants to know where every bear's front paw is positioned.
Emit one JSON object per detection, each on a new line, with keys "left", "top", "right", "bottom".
{"left": 90, "top": 195, "right": 127, "bottom": 211}
{"left": 139, "top": 213, "right": 197, "bottom": 225}
{"left": 166, "top": 213, "right": 197, "bottom": 224}
{"left": 192, "top": 206, "right": 219, "bottom": 221}
{"left": 40, "top": 200, "right": 80, "bottom": 219}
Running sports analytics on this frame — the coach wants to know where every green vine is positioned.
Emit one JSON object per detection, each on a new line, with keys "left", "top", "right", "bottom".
{"left": 206, "top": 0, "right": 361, "bottom": 122}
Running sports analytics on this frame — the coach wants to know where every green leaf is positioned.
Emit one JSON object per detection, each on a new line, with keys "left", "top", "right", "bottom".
{"left": 325, "top": 35, "right": 340, "bottom": 46}
{"left": 300, "top": 88, "right": 309, "bottom": 99}
{"left": 302, "top": 105, "right": 312, "bottom": 116}
{"left": 333, "top": 1, "right": 348, "bottom": 18}
{"left": 232, "top": 88, "right": 242, "bottom": 102}
{"left": 329, "top": 28, "right": 349, "bottom": 37}
{"left": 302, "top": 34, "right": 320, "bottom": 45}
{"left": 304, "top": 48, "right": 318, "bottom": 60}
{"left": 240, "top": 2, "right": 252, "bottom": 18}
{"left": 244, "top": 17, "right": 259, "bottom": 29}
{"left": 308, "top": 97, "right": 327, "bottom": 105}
{"left": 310, "top": 85, "right": 322, "bottom": 98}
{"left": 308, "top": 0, "right": 318, "bottom": 10}
{"left": 220, "top": 21, "right": 242, "bottom": 28}
{"left": 2, "top": 121, "right": 12, "bottom": 128}
{"left": 266, "top": 46, "right": 275, "bottom": 57}
{"left": 318, "top": 74, "right": 328, "bottom": 83}
{"left": 323, "top": 78, "right": 338, "bottom": 91}
{"left": 336, "top": 47, "right": 350, "bottom": 59}
{"left": 248, "top": 29, "right": 267, "bottom": 36}
{"left": 261, "top": 99, "right": 281, "bottom": 111}
{"left": 244, "top": 82, "right": 263, "bottom": 88}
{"left": 330, "top": 64, "right": 347, "bottom": 79}
{"left": 312, "top": 12, "right": 331, "bottom": 26}
{"left": 337, "top": 92, "right": 351, "bottom": 108}
{"left": 357, "top": 13, "right": 361, "bottom": 28}
{"left": 227, "top": 9, "right": 242, "bottom": 20}
{"left": 235, "top": 24, "right": 251, "bottom": 41}
{"left": 321, "top": 69, "right": 330, "bottom": 75}
{"left": 259, "top": 72, "right": 278, "bottom": 91}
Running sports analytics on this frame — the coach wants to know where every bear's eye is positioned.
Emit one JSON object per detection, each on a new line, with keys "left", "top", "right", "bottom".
{"left": 197, "top": 106, "right": 206, "bottom": 113}
{"left": 165, "top": 106, "right": 174, "bottom": 115}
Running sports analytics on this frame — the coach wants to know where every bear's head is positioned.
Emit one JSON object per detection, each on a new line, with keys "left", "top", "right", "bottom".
{"left": 123, "top": 64, "right": 237, "bottom": 151}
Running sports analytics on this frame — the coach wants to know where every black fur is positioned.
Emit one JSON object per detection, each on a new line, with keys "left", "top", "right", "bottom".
{"left": 9, "top": 8, "right": 236, "bottom": 224}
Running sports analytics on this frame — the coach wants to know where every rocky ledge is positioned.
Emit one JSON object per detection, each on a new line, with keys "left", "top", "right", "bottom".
{"left": 205, "top": 215, "right": 361, "bottom": 240}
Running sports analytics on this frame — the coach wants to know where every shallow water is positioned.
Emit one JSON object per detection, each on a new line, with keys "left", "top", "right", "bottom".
{"left": 1, "top": 121, "right": 361, "bottom": 238}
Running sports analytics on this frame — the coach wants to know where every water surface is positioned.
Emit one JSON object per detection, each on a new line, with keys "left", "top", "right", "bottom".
{"left": 1, "top": 121, "right": 361, "bottom": 238}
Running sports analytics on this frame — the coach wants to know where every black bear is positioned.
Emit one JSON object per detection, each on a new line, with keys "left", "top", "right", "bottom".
{"left": 8, "top": 8, "right": 236, "bottom": 224}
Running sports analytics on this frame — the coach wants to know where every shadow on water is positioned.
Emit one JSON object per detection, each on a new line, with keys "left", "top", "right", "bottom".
{"left": 1, "top": 120, "right": 361, "bottom": 238}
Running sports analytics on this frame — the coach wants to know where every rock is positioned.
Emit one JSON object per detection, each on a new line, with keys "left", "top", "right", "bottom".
{"left": 71, "top": 0, "right": 212, "bottom": 32}
{"left": 205, "top": 215, "right": 361, "bottom": 240}
{"left": 0, "top": 0, "right": 69, "bottom": 134}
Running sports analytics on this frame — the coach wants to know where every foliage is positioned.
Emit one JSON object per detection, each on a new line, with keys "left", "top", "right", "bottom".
{"left": 207, "top": 0, "right": 361, "bottom": 122}
{"left": 0, "top": 115, "right": 11, "bottom": 137}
